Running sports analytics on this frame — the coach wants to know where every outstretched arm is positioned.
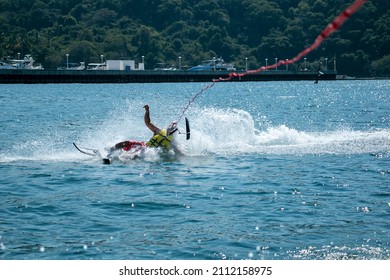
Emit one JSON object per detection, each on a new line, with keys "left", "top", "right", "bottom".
{"left": 143, "top": 105, "right": 160, "bottom": 135}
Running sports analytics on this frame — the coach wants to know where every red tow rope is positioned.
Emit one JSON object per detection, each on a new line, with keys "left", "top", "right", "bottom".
{"left": 178, "top": 0, "right": 367, "bottom": 122}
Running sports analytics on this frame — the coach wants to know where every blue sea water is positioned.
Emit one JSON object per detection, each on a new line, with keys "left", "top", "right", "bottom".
{"left": 0, "top": 80, "right": 389, "bottom": 260}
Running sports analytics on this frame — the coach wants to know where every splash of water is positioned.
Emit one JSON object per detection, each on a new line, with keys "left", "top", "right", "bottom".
{"left": 183, "top": 108, "right": 390, "bottom": 156}
{"left": 2, "top": 106, "right": 389, "bottom": 163}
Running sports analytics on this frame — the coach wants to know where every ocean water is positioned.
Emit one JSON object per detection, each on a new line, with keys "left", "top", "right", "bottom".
{"left": 0, "top": 80, "right": 389, "bottom": 260}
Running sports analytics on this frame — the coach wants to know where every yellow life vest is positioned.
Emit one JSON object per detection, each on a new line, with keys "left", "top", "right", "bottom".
{"left": 146, "top": 129, "right": 173, "bottom": 150}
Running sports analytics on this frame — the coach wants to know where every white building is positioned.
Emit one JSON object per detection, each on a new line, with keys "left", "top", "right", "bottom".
{"left": 106, "top": 60, "right": 135, "bottom": 70}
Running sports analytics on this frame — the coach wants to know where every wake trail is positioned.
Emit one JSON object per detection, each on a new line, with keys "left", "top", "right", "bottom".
{"left": 184, "top": 108, "right": 390, "bottom": 156}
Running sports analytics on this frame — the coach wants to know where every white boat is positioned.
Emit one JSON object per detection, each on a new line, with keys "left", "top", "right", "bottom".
{"left": 57, "top": 62, "right": 85, "bottom": 70}
{"left": 8, "top": 55, "right": 44, "bottom": 70}
{"left": 154, "top": 63, "right": 176, "bottom": 71}
{"left": 87, "top": 63, "right": 106, "bottom": 70}
{"left": 188, "top": 58, "right": 236, "bottom": 71}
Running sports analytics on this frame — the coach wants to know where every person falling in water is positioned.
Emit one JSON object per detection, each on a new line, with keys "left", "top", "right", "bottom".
{"left": 107, "top": 104, "right": 182, "bottom": 157}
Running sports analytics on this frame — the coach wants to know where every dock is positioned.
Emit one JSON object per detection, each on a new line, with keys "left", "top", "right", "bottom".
{"left": 0, "top": 69, "right": 337, "bottom": 83}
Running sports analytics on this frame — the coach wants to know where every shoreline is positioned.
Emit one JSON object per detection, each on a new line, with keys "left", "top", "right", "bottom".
{"left": 0, "top": 69, "right": 337, "bottom": 84}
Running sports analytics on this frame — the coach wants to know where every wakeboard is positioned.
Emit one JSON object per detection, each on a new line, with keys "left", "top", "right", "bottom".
{"left": 185, "top": 117, "right": 190, "bottom": 140}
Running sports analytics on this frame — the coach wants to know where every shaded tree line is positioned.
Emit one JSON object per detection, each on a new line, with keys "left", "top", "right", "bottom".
{"left": 0, "top": 0, "right": 389, "bottom": 76}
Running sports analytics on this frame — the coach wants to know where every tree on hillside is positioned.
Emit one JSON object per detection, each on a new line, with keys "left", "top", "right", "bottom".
{"left": 0, "top": 0, "right": 388, "bottom": 76}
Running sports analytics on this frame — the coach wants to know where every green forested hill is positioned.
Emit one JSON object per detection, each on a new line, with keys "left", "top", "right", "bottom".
{"left": 1, "top": 0, "right": 389, "bottom": 76}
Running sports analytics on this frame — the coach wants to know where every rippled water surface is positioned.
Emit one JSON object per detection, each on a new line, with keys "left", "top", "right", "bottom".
{"left": 0, "top": 80, "right": 389, "bottom": 260}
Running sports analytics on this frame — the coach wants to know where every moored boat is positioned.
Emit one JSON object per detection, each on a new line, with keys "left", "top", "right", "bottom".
{"left": 188, "top": 58, "right": 236, "bottom": 71}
